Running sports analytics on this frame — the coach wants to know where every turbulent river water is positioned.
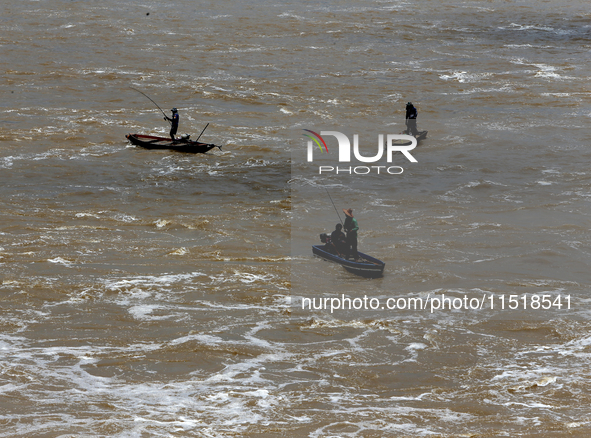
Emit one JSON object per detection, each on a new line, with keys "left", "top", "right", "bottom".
{"left": 1, "top": 0, "right": 591, "bottom": 436}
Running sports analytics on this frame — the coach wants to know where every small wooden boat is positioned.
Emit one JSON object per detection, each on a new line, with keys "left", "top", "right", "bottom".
{"left": 312, "top": 244, "right": 385, "bottom": 278}
{"left": 126, "top": 133, "right": 221, "bottom": 154}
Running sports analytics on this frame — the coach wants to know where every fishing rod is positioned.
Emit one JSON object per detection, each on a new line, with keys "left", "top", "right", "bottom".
{"left": 130, "top": 87, "right": 171, "bottom": 125}
{"left": 324, "top": 186, "right": 343, "bottom": 226}
{"left": 195, "top": 122, "right": 209, "bottom": 142}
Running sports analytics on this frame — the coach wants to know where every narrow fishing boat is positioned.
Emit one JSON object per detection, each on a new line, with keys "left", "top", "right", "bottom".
{"left": 127, "top": 87, "right": 221, "bottom": 154}
{"left": 126, "top": 133, "right": 221, "bottom": 154}
{"left": 312, "top": 234, "right": 385, "bottom": 278}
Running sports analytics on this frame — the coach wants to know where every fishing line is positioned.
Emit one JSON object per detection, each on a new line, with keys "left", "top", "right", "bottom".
{"left": 130, "top": 86, "right": 171, "bottom": 124}
{"left": 324, "top": 186, "right": 343, "bottom": 225}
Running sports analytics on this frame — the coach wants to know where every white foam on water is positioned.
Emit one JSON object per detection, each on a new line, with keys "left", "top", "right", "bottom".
{"left": 128, "top": 304, "right": 171, "bottom": 321}
{"left": 47, "top": 257, "right": 74, "bottom": 266}
{"left": 439, "top": 71, "right": 493, "bottom": 83}
{"left": 104, "top": 272, "right": 207, "bottom": 291}
{"left": 234, "top": 271, "right": 275, "bottom": 284}
{"left": 154, "top": 219, "right": 171, "bottom": 228}
{"left": 533, "top": 64, "right": 562, "bottom": 79}
{"left": 168, "top": 247, "right": 188, "bottom": 255}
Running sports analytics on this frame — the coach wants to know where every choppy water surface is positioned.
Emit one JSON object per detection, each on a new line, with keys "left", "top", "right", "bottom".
{"left": 1, "top": 0, "right": 591, "bottom": 436}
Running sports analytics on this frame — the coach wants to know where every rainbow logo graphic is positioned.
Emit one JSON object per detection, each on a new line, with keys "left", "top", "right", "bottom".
{"left": 302, "top": 129, "right": 328, "bottom": 153}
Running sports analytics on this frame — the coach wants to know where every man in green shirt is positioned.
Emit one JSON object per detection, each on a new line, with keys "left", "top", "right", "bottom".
{"left": 343, "top": 208, "right": 359, "bottom": 261}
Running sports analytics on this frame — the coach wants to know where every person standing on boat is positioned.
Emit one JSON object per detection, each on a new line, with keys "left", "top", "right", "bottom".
{"left": 405, "top": 102, "right": 418, "bottom": 136}
{"left": 343, "top": 208, "right": 359, "bottom": 261}
{"left": 164, "top": 108, "right": 179, "bottom": 142}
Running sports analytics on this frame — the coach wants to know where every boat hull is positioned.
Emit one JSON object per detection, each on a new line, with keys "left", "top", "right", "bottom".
{"left": 391, "top": 130, "right": 428, "bottom": 145}
{"left": 414, "top": 130, "right": 428, "bottom": 141}
{"left": 312, "top": 245, "right": 385, "bottom": 278}
{"left": 126, "top": 134, "right": 220, "bottom": 154}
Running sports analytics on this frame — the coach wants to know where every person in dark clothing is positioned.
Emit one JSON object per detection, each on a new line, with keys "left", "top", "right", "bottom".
{"left": 329, "top": 223, "right": 347, "bottom": 256}
{"left": 164, "top": 108, "right": 179, "bottom": 141}
{"left": 405, "top": 102, "right": 418, "bottom": 136}
{"left": 343, "top": 208, "right": 359, "bottom": 261}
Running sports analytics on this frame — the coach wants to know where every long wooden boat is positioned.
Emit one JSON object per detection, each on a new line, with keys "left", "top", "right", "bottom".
{"left": 312, "top": 244, "right": 385, "bottom": 278}
{"left": 126, "top": 133, "right": 221, "bottom": 154}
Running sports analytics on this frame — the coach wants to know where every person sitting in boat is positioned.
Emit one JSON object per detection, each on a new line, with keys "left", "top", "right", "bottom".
{"left": 343, "top": 208, "right": 359, "bottom": 261}
{"left": 329, "top": 223, "right": 348, "bottom": 256}
{"left": 164, "top": 108, "right": 179, "bottom": 142}
{"left": 405, "top": 102, "right": 418, "bottom": 136}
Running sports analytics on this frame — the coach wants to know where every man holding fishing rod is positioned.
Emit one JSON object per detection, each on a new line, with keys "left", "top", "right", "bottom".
{"left": 343, "top": 208, "right": 359, "bottom": 261}
{"left": 164, "top": 108, "right": 179, "bottom": 142}
{"left": 324, "top": 188, "right": 360, "bottom": 261}
{"left": 130, "top": 87, "right": 182, "bottom": 142}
